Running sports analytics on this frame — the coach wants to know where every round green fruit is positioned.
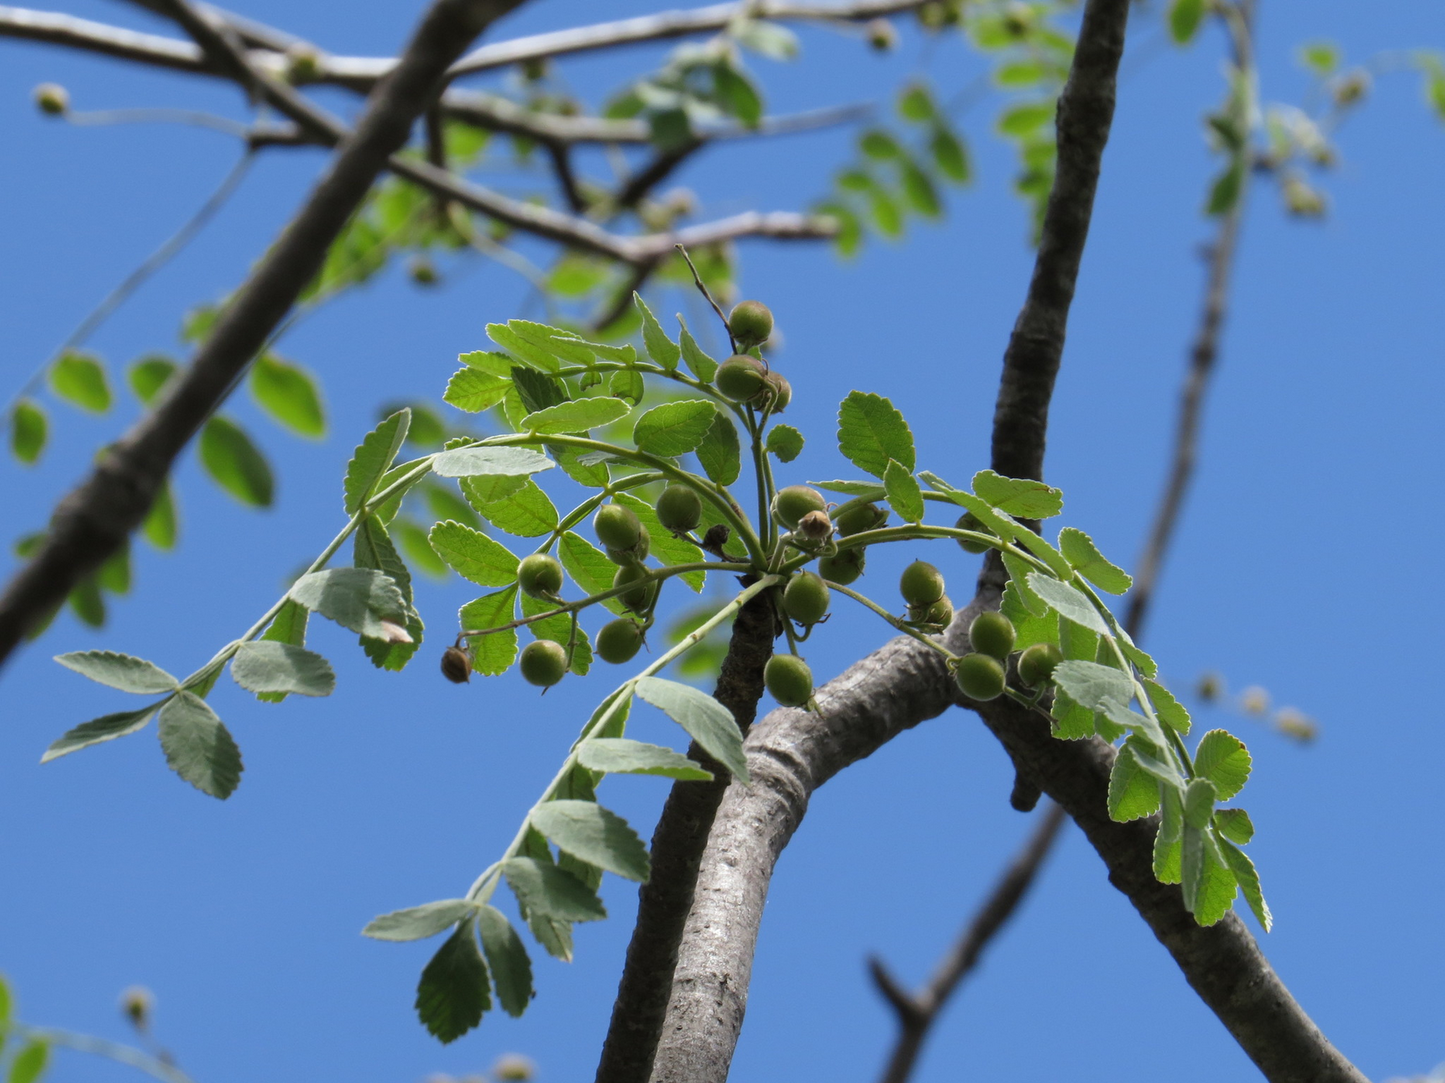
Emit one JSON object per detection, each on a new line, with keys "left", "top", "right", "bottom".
{"left": 765, "top": 654, "right": 814, "bottom": 708}
{"left": 519, "top": 639, "right": 568, "bottom": 687}
{"left": 955, "top": 513, "right": 991, "bottom": 555}
{"left": 762, "top": 371, "right": 791, "bottom": 412}
{"left": 836, "top": 502, "right": 887, "bottom": 537}
{"left": 920, "top": 595, "right": 954, "bottom": 627}
{"left": 968, "top": 610, "right": 1016, "bottom": 661}
{"left": 1018, "top": 643, "right": 1063, "bottom": 689}
{"left": 728, "top": 300, "right": 774, "bottom": 348}
{"left": 818, "top": 548, "right": 865, "bottom": 585}
{"left": 613, "top": 563, "right": 656, "bottom": 614}
{"left": 772, "top": 485, "right": 827, "bottom": 530}
{"left": 954, "top": 653, "right": 1006, "bottom": 701}
{"left": 517, "top": 553, "right": 563, "bottom": 600}
{"left": 657, "top": 485, "right": 703, "bottom": 534}
{"left": 606, "top": 530, "right": 649, "bottom": 566}
{"left": 716, "top": 354, "right": 768, "bottom": 402}
{"left": 899, "top": 560, "right": 946, "bottom": 607}
{"left": 595, "top": 503, "right": 643, "bottom": 552}
{"left": 33, "top": 83, "right": 68, "bottom": 116}
{"left": 596, "top": 619, "right": 645, "bottom": 665}
{"left": 783, "top": 571, "right": 831, "bottom": 626}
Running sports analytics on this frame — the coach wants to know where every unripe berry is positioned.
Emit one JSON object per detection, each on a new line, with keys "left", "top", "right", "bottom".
{"left": 595, "top": 503, "right": 643, "bottom": 552}
{"left": 968, "top": 610, "right": 1016, "bottom": 661}
{"left": 613, "top": 563, "right": 656, "bottom": 614}
{"left": 772, "top": 485, "right": 827, "bottom": 530}
{"left": 819, "top": 547, "right": 866, "bottom": 585}
{"left": 954, "top": 653, "right": 1005, "bottom": 701}
{"left": 836, "top": 502, "right": 887, "bottom": 537}
{"left": 728, "top": 300, "right": 774, "bottom": 349}
{"left": 1018, "top": 643, "right": 1063, "bottom": 689}
{"left": 606, "top": 530, "right": 649, "bottom": 566}
{"left": 517, "top": 553, "right": 564, "bottom": 600}
{"left": 596, "top": 618, "right": 645, "bottom": 665}
{"left": 519, "top": 639, "right": 567, "bottom": 687}
{"left": 408, "top": 255, "right": 439, "bottom": 286}
{"left": 796, "top": 509, "right": 833, "bottom": 542}
{"left": 656, "top": 484, "right": 702, "bottom": 534}
{"left": 783, "top": 571, "right": 830, "bottom": 626}
{"left": 899, "top": 560, "right": 945, "bottom": 607}
{"left": 918, "top": 595, "right": 953, "bottom": 628}
{"left": 715, "top": 354, "right": 768, "bottom": 402}
{"left": 440, "top": 645, "right": 473, "bottom": 684}
{"left": 865, "top": 17, "right": 897, "bottom": 50}
{"left": 762, "top": 371, "right": 791, "bottom": 412}
{"left": 33, "top": 83, "right": 68, "bottom": 116}
{"left": 955, "top": 512, "right": 991, "bottom": 554}
{"left": 765, "top": 653, "right": 813, "bottom": 708}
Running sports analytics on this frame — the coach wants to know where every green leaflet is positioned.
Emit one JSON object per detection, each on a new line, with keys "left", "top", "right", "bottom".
{"left": 696, "top": 412, "right": 742, "bottom": 485}
{"left": 344, "top": 408, "right": 410, "bottom": 515}
{"left": 577, "top": 738, "right": 712, "bottom": 781}
{"left": 54, "top": 650, "right": 177, "bottom": 693}
{"left": 1169, "top": 0, "right": 1205, "bottom": 44}
{"left": 9, "top": 1040, "right": 48, "bottom": 1083}
{"left": 1154, "top": 783, "right": 1184, "bottom": 883}
{"left": 836, "top": 391, "right": 915, "bottom": 478}
{"left": 129, "top": 355, "right": 179, "bottom": 405}
{"left": 633, "top": 292, "right": 680, "bottom": 370}
{"left": 609, "top": 368, "right": 645, "bottom": 406}
{"left": 41, "top": 704, "right": 159, "bottom": 763}
{"left": 764, "top": 424, "right": 804, "bottom": 463}
{"left": 522, "top": 397, "right": 631, "bottom": 435}
{"left": 230, "top": 642, "right": 335, "bottom": 697}
{"left": 49, "top": 350, "right": 111, "bottom": 412}
{"left": 529, "top": 800, "right": 651, "bottom": 882}
{"left": 1107, "top": 744, "right": 1163, "bottom": 822}
{"left": 1219, "top": 837, "right": 1272, "bottom": 931}
{"left": 459, "top": 587, "right": 519, "bottom": 676}
{"left": 1181, "top": 821, "right": 1237, "bottom": 925}
{"left": 143, "top": 482, "right": 178, "bottom": 550}
{"left": 811, "top": 479, "right": 887, "bottom": 497}
{"left": 250, "top": 353, "right": 325, "bottom": 438}
{"left": 634, "top": 676, "right": 748, "bottom": 781}
{"left": 289, "top": 568, "right": 406, "bottom": 638}
{"left": 476, "top": 904, "right": 533, "bottom": 1018}
{"left": 487, "top": 322, "right": 560, "bottom": 372}
{"left": 1193, "top": 729, "right": 1252, "bottom": 800}
{"left": 431, "top": 446, "right": 553, "bottom": 480}
{"left": 1027, "top": 572, "right": 1110, "bottom": 635}
{"left": 511, "top": 366, "right": 567, "bottom": 413}
{"left": 415, "top": 922, "right": 490, "bottom": 1044}
{"left": 200, "top": 416, "right": 273, "bottom": 507}
{"left": 501, "top": 855, "right": 607, "bottom": 924}
{"left": 157, "top": 691, "right": 243, "bottom": 799}
{"left": 1213, "top": 807, "right": 1255, "bottom": 845}
{"left": 393, "top": 517, "right": 449, "bottom": 578}
{"left": 971, "top": 469, "right": 1063, "bottom": 518}
{"left": 677, "top": 316, "right": 718, "bottom": 381}
{"left": 444, "top": 365, "right": 511, "bottom": 413}
{"left": 558, "top": 531, "right": 625, "bottom": 615}
{"left": 506, "top": 319, "right": 596, "bottom": 366}
{"left": 472, "top": 479, "right": 559, "bottom": 537}
{"left": 10, "top": 399, "right": 46, "bottom": 464}
{"left": 1142, "top": 678, "right": 1190, "bottom": 734}
{"left": 256, "top": 598, "right": 308, "bottom": 703}
{"left": 428, "top": 521, "right": 518, "bottom": 586}
{"left": 364, "top": 899, "right": 477, "bottom": 942}
{"left": 882, "top": 459, "right": 924, "bottom": 523}
{"left": 633, "top": 400, "right": 717, "bottom": 457}
{"left": 1058, "top": 527, "right": 1132, "bottom": 594}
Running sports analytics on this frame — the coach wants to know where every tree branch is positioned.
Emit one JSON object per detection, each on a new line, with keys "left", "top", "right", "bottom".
{"left": 0, "top": 0, "right": 532, "bottom": 667}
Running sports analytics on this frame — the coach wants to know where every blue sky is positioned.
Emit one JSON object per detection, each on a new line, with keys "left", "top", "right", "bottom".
{"left": 2, "top": 1, "right": 1444, "bottom": 1081}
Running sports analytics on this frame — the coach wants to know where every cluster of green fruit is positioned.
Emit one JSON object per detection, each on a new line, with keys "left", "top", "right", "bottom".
{"left": 713, "top": 300, "right": 790, "bottom": 412}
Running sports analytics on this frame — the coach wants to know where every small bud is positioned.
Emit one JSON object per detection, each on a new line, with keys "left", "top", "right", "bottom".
{"left": 1332, "top": 70, "right": 1369, "bottom": 107}
{"left": 440, "top": 646, "right": 473, "bottom": 684}
{"left": 378, "top": 620, "right": 414, "bottom": 644}
{"left": 33, "top": 83, "right": 68, "bottom": 116}
{"left": 120, "top": 986, "right": 154, "bottom": 1030}
{"left": 520, "top": 57, "right": 549, "bottom": 82}
{"left": 1273, "top": 708, "right": 1318, "bottom": 744}
{"left": 285, "top": 45, "right": 321, "bottom": 82}
{"left": 1195, "top": 671, "right": 1224, "bottom": 703}
{"left": 865, "top": 18, "right": 897, "bottom": 51}
{"left": 1240, "top": 685, "right": 1270, "bottom": 715}
{"left": 408, "top": 255, "right": 440, "bottom": 286}
{"left": 796, "top": 509, "right": 833, "bottom": 541}
{"left": 1282, "top": 176, "right": 1326, "bottom": 218}
{"left": 492, "top": 1054, "right": 538, "bottom": 1082}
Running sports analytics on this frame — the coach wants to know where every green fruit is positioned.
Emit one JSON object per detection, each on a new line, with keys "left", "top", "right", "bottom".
{"left": 900, "top": 560, "right": 945, "bottom": 607}
{"left": 783, "top": 571, "right": 830, "bottom": 626}
{"left": 596, "top": 619, "right": 645, "bottom": 665}
{"left": 765, "top": 653, "right": 813, "bottom": 708}
{"left": 517, "top": 553, "right": 564, "bottom": 600}
{"left": 969, "top": 610, "right": 1016, "bottom": 660}
{"left": 715, "top": 354, "right": 768, "bottom": 401}
{"left": 955, "top": 513, "right": 991, "bottom": 554}
{"left": 657, "top": 485, "right": 703, "bottom": 533}
{"left": 954, "top": 653, "right": 1005, "bottom": 701}
{"left": 613, "top": 563, "right": 656, "bottom": 614}
{"left": 728, "top": 300, "right": 774, "bottom": 348}
{"left": 762, "top": 371, "right": 791, "bottom": 412}
{"left": 836, "top": 502, "right": 887, "bottom": 537}
{"left": 1018, "top": 643, "right": 1063, "bottom": 689}
{"left": 595, "top": 503, "right": 643, "bottom": 552}
{"left": 33, "top": 83, "right": 68, "bottom": 116}
{"left": 605, "top": 530, "right": 649, "bottom": 566}
{"left": 772, "top": 485, "right": 827, "bottom": 530}
{"left": 818, "top": 548, "right": 865, "bottom": 585}
{"left": 920, "top": 595, "right": 954, "bottom": 627}
{"left": 519, "top": 639, "right": 568, "bottom": 687}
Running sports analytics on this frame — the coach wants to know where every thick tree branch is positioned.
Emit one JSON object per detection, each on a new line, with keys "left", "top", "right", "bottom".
{"left": 868, "top": 803, "right": 1067, "bottom": 1083}
{"left": 593, "top": 590, "right": 777, "bottom": 1083}
{"left": 0, "top": 0, "right": 531, "bottom": 666}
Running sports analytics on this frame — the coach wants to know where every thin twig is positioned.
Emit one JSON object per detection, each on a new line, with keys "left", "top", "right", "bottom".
{"left": 869, "top": 804, "right": 1067, "bottom": 1083}
{"left": 675, "top": 244, "right": 734, "bottom": 350}
{"left": 2, "top": 151, "right": 254, "bottom": 419}
{"left": 9, "top": 1022, "right": 199, "bottom": 1083}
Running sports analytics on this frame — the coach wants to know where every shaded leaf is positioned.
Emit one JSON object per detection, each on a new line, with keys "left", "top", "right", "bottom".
{"left": 634, "top": 676, "right": 748, "bottom": 781}
{"left": 415, "top": 922, "right": 490, "bottom": 1044}
{"left": 444, "top": 365, "right": 511, "bottom": 413}
{"left": 530, "top": 800, "right": 651, "bottom": 882}
{"left": 1219, "top": 836, "right": 1272, "bottom": 931}
{"left": 289, "top": 567, "right": 405, "bottom": 638}
{"left": 972, "top": 470, "right": 1063, "bottom": 518}
{"left": 429, "top": 521, "right": 518, "bottom": 586}
{"left": 364, "top": 899, "right": 477, "bottom": 942}
{"left": 634, "top": 400, "right": 717, "bottom": 457}
{"left": 41, "top": 704, "right": 159, "bottom": 763}
{"left": 459, "top": 587, "right": 519, "bottom": 676}
{"left": 10, "top": 399, "right": 46, "bottom": 465}
{"left": 1168, "top": 0, "right": 1205, "bottom": 44}
{"left": 473, "top": 479, "right": 558, "bottom": 537}
{"left": 765, "top": 424, "right": 804, "bottom": 462}
{"left": 230, "top": 641, "right": 335, "bottom": 697}
{"left": 1107, "top": 744, "right": 1162, "bottom": 822}
{"left": 128, "top": 355, "right": 181, "bottom": 404}
{"left": 200, "top": 416, "right": 273, "bottom": 507}
{"left": 1026, "top": 572, "right": 1109, "bottom": 634}
{"left": 344, "top": 409, "right": 410, "bottom": 515}
{"left": 54, "top": 650, "right": 177, "bottom": 693}
{"left": 677, "top": 316, "right": 718, "bottom": 381}
{"left": 696, "top": 412, "right": 742, "bottom": 485}
{"left": 143, "top": 482, "right": 178, "bottom": 550}
{"left": 882, "top": 459, "right": 924, "bottom": 523}
{"left": 50, "top": 351, "right": 110, "bottom": 412}
{"left": 578, "top": 738, "right": 712, "bottom": 781}
{"left": 476, "top": 905, "right": 533, "bottom": 1017}
{"left": 9, "top": 1040, "right": 48, "bottom": 1083}
{"left": 522, "top": 398, "right": 631, "bottom": 435}
{"left": 157, "top": 691, "right": 243, "bottom": 799}
{"left": 1214, "top": 807, "right": 1255, "bottom": 845}
{"left": 502, "top": 856, "right": 608, "bottom": 923}
{"left": 634, "top": 293, "right": 680, "bottom": 370}
{"left": 1058, "top": 527, "right": 1132, "bottom": 593}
